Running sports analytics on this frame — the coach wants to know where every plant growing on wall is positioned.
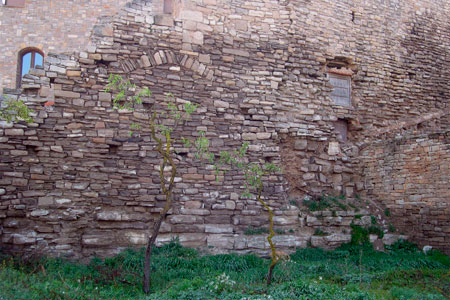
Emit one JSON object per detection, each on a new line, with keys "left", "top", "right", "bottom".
{"left": 0, "top": 96, "right": 33, "bottom": 123}
{"left": 106, "top": 75, "right": 201, "bottom": 294}
{"left": 208, "top": 143, "right": 282, "bottom": 285}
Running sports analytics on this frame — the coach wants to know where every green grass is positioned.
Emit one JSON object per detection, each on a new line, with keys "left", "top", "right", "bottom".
{"left": 0, "top": 240, "right": 449, "bottom": 300}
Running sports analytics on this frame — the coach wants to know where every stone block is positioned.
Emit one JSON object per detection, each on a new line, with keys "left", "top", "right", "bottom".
{"left": 272, "top": 235, "right": 307, "bottom": 248}
{"left": 154, "top": 15, "right": 174, "bottom": 26}
{"left": 13, "top": 234, "right": 36, "bottom": 245}
{"left": 207, "top": 234, "right": 234, "bottom": 249}
{"left": 223, "top": 48, "right": 250, "bottom": 57}
{"left": 328, "top": 142, "right": 340, "bottom": 155}
{"left": 38, "top": 196, "right": 54, "bottom": 206}
{"left": 256, "top": 132, "right": 271, "bottom": 140}
{"left": 96, "top": 211, "right": 122, "bottom": 221}
{"left": 294, "top": 140, "right": 307, "bottom": 150}
{"left": 66, "top": 70, "right": 81, "bottom": 77}
{"left": 205, "top": 224, "right": 233, "bottom": 233}
{"left": 214, "top": 100, "right": 229, "bottom": 108}
{"left": 5, "top": 129, "right": 24, "bottom": 136}
{"left": 30, "top": 209, "right": 49, "bottom": 217}
{"left": 54, "top": 90, "right": 80, "bottom": 99}
{"left": 169, "top": 215, "right": 198, "bottom": 224}
{"left": 125, "top": 231, "right": 147, "bottom": 245}
{"left": 98, "top": 92, "right": 111, "bottom": 102}
{"left": 140, "top": 55, "right": 151, "bottom": 68}
{"left": 82, "top": 234, "right": 114, "bottom": 247}
{"left": 247, "top": 236, "right": 268, "bottom": 249}
{"left": 273, "top": 216, "right": 298, "bottom": 225}
{"left": 182, "top": 10, "right": 203, "bottom": 22}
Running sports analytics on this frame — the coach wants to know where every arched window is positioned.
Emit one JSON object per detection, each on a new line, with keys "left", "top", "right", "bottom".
{"left": 17, "top": 48, "right": 44, "bottom": 88}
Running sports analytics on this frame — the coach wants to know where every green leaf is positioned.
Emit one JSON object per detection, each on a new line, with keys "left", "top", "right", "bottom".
{"left": 0, "top": 98, "right": 34, "bottom": 123}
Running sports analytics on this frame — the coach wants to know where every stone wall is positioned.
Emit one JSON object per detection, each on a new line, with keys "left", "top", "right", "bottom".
{"left": 361, "top": 131, "right": 450, "bottom": 254}
{"left": 0, "top": 0, "right": 449, "bottom": 257}
{"left": 0, "top": 0, "right": 130, "bottom": 88}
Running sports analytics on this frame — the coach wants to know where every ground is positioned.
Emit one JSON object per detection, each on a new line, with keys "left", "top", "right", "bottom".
{"left": 0, "top": 240, "right": 449, "bottom": 300}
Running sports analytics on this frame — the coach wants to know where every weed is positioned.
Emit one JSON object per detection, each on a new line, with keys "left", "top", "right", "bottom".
{"left": 1, "top": 241, "right": 449, "bottom": 300}
{"left": 314, "top": 229, "right": 329, "bottom": 236}
{"left": 388, "top": 224, "right": 396, "bottom": 233}
{"left": 367, "top": 225, "right": 384, "bottom": 238}
{"left": 303, "top": 196, "right": 331, "bottom": 211}
{"left": 244, "top": 227, "right": 270, "bottom": 235}
{"left": 274, "top": 228, "right": 286, "bottom": 235}
{"left": 289, "top": 199, "right": 299, "bottom": 207}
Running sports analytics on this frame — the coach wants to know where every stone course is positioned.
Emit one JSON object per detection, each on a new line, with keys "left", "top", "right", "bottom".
{"left": 0, "top": 0, "right": 449, "bottom": 257}
{"left": 0, "top": 0, "right": 131, "bottom": 89}
{"left": 361, "top": 131, "right": 450, "bottom": 253}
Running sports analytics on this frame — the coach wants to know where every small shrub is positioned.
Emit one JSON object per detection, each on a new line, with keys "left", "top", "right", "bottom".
{"left": 367, "top": 225, "right": 384, "bottom": 239}
{"left": 350, "top": 224, "right": 370, "bottom": 246}
{"left": 370, "top": 215, "right": 377, "bottom": 225}
{"left": 289, "top": 199, "right": 299, "bottom": 207}
{"left": 303, "top": 196, "right": 331, "bottom": 211}
{"left": 386, "top": 239, "right": 418, "bottom": 253}
{"left": 384, "top": 208, "right": 391, "bottom": 217}
{"left": 388, "top": 224, "right": 396, "bottom": 233}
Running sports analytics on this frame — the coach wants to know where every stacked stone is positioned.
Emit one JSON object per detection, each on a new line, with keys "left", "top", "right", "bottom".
{"left": 1, "top": 0, "right": 449, "bottom": 257}
{"left": 361, "top": 131, "right": 450, "bottom": 254}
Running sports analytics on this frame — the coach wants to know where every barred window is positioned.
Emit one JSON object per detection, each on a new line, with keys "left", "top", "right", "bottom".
{"left": 329, "top": 73, "right": 351, "bottom": 107}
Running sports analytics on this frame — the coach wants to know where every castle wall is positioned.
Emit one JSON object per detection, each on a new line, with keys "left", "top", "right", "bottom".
{"left": 0, "top": 0, "right": 449, "bottom": 257}
{"left": 0, "top": 0, "right": 130, "bottom": 89}
{"left": 361, "top": 131, "right": 450, "bottom": 254}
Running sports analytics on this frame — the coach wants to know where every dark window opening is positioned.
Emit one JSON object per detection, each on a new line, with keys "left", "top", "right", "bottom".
{"left": 163, "top": 0, "right": 173, "bottom": 14}
{"left": 335, "top": 119, "right": 348, "bottom": 142}
{"left": 17, "top": 48, "right": 44, "bottom": 88}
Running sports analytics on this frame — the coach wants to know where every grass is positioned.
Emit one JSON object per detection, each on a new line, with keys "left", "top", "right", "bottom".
{"left": 0, "top": 240, "right": 449, "bottom": 300}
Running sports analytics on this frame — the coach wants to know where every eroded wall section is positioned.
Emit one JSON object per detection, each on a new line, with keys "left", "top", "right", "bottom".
{"left": 361, "top": 131, "right": 450, "bottom": 254}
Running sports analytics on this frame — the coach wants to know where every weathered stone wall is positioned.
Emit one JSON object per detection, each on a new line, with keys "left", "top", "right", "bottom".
{"left": 0, "top": 0, "right": 130, "bottom": 88}
{"left": 0, "top": 0, "right": 449, "bottom": 257}
{"left": 361, "top": 131, "right": 450, "bottom": 254}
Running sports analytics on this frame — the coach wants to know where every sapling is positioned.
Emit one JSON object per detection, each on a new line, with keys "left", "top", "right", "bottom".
{"left": 106, "top": 75, "right": 202, "bottom": 294}
{"left": 210, "top": 143, "right": 282, "bottom": 285}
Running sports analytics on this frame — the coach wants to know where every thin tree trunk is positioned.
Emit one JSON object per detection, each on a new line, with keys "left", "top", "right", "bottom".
{"left": 255, "top": 180, "right": 277, "bottom": 286}
{"left": 143, "top": 121, "right": 177, "bottom": 294}
{"left": 266, "top": 263, "right": 275, "bottom": 285}
{"left": 143, "top": 211, "right": 168, "bottom": 294}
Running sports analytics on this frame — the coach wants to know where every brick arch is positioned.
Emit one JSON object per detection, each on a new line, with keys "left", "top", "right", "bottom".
{"left": 120, "top": 49, "right": 214, "bottom": 80}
